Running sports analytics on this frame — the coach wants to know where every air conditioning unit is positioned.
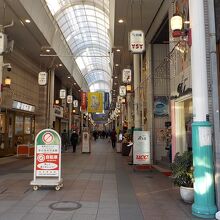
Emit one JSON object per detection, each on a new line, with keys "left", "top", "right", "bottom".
{"left": 0, "top": 33, "right": 7, "bottom": 54}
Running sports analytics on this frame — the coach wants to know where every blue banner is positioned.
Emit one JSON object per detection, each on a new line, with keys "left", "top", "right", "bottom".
{"left": 104, "top": 92, "right": 109, "bottom": 110}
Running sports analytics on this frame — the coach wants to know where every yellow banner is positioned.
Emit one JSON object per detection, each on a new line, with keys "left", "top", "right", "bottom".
{"left": 87, "top": 92, "right": 103, "bottom": 113}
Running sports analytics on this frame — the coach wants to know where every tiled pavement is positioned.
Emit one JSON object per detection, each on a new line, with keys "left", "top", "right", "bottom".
{"left": 0, "top": 139, "right": 213, "bottom": 220}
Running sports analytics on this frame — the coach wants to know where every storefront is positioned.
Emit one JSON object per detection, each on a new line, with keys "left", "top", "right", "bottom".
{"left": 0, "top": 101, "right": 35, "bottom": 157}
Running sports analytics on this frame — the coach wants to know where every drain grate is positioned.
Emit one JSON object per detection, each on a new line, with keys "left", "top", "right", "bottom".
{"left": 49, "top": 201, "right": 82, "bottom": 211}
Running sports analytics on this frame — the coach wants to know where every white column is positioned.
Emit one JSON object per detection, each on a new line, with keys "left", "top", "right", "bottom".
{"left": 189, "top": 0, "right": 208, "bottom": 121}
{"left": 49, "top": 69, "right": 55, "bottom": 128}
{"left": 133, "top": 54, "right": 141, "bottom": 129}
{"left": 141, "top": 54, "right": 145, "bottom": 130}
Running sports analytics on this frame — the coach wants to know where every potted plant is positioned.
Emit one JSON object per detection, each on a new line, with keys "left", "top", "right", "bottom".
{"left": 170, "top": 151, "right": 194, "bottom": 203}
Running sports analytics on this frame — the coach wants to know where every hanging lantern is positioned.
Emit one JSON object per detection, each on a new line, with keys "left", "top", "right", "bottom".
{"left": 55, "top": 99, "right": 59, "bottom": 105}
{"left": 59, "top": 89, "right": 66, "bottom": 99}
{"left": 4, "top": 76, "right": 11, "bottom": 86}
{"left": 126, "top": 85, "right": 132, "bottom": 92}
{"left": 67, "top": 95, "right": 73, "bottom": 104}
{"left": 171, "top": 14, "right": 183, "bottom": 37}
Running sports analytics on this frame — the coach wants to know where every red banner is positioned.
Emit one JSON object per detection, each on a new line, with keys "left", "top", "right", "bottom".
{"left": 81, "top": 92, "right": 87, "bottom": 112}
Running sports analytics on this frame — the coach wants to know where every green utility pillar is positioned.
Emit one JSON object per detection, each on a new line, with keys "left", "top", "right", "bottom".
{"left": 189, "top": 0, "right": 217, "bottom": 218}
{"left": 192, "top": 122, "right": 217, "bottom": 218}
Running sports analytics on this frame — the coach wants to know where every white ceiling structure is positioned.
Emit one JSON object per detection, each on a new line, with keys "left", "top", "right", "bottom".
{"left": 45, "top": 0, "right": 112, "bottom": 92}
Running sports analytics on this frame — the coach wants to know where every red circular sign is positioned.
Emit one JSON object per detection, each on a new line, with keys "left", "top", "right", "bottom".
{"left": 42, "top": 132, "right": 54, "bottom": 144}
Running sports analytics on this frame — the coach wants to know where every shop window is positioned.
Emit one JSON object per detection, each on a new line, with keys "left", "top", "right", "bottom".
{"left": 15, "top": 115, "right": 23, "bottom": 135}
{"left": 24, "top": 117, "right": 31, "bottom": 134}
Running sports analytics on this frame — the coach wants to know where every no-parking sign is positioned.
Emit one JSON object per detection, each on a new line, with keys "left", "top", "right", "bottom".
{"left": 34, "top": 129, "right": 61, "bottom": 177}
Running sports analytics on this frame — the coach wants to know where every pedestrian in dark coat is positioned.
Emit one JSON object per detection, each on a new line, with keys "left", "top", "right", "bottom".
{"left": 110, "top": 128, "right": 117, "bottom": 149}
{"left": 70, "top": 130, "right": 78, "bottom": 152}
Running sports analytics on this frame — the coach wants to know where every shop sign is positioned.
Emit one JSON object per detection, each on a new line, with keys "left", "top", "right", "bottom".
{"left": 122, "top": 69, "right": 132, "bottom": 83}
{"left": 81, "top": 92, "right": 87, "bottom": 112}
{"left": 133, "top": 131, "right": 151, "bottom": 165}
{"left": 12, "top": 100, "right": 35, "bottom": 112}
{"left": 38, "top": 72, "right": 47, "bottom": 86}
{"left": 119, "top": 86, "right": 126, "bottom": 97}
{"left": 73, "top": 100, "right": 78, "bottom": 107}
{"left": 67, "top": 95, "right": 73, "bottom": 104}
{"left": 34, "top": 129, "right": 61, "bottom": 177}
{"left": 59, "top": 89, "right": 66, "bottom": 99}
{"left": 54, "top": 105, "right": 64, "bottom": 118}
{"left": 129, "top": 30, "right": 145, "bottom": 53}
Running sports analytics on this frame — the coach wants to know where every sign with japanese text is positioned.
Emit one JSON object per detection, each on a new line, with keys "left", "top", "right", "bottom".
{"left": 129, "top": 30, "right": 145, "bottom": 53}
{"left": 122, "top": 69, "right": 132, "bottom": 83}
{"left": 34, "top": 129, "right": 61, "bottom": 177}
{"left": 133, "top": 131, "right": 151, "bottom": 165}
{"left": 87, "top": 92, "right": 103, "bottom": 113}
{"left": 81, "top": 92, "right": 87, "bottom": 112}
{"left": 38, "top": 72, "right": 47, "bottom": 86}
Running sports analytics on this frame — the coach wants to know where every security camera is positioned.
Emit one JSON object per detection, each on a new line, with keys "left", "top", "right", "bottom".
{"left": 3, "top": 63, "right": 12, "bottom": 71}
{"left": 7, "top": 64, "right": 12, "bottom": 71}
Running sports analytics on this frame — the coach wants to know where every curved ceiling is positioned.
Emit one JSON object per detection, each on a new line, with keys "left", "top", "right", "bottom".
{"left": 45, "top": 0, "right": 111, "bottom": 92}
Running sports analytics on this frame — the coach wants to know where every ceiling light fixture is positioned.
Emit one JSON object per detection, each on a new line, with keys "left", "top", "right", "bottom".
{"left": 25, "top": 19, "right": 31, "bottom": 23}
{"left": 115, "top": 64, "right": 119, "bottom": 67}
{"left": 114, "top": 76, "right": 118, "bottom": 79}
{"left": 68, "top": 76, "right": 70, "bottom": 79}
{"left": 116, "top": 49, "right": 120, "bottom": 52}
{"left": 46, "top": 49, "right": 50, "bottom": 52}
{"left": 118, "top": 19, "right": 124, "bottom": 23}
{"left": 74, "top": 82, "right": 77, "bottom": 85}
{"left": 59, "top": 63, "right": 63, "bottom": 67}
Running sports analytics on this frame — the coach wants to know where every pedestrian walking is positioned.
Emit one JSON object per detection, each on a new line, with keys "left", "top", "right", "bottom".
{"left": 70, "top": 130, "right": 78, "bottom": 152}
{"left": 61, "top": 129, "right": 68, "bottom": 151}
{"left": 110, "top": 128, "right": 117, "bottom": 149}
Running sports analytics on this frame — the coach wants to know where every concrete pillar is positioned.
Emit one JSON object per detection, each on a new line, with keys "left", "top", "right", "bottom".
{"left": 190, "top": 0, "right": 217, "bottom": 217}
{"left": 133, "top": 54, "right": 141, "bottom": 130}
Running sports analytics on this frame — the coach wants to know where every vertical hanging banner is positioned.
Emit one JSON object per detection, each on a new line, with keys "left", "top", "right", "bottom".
{"left": 104, "top": 92, "right": 109, "bottom": 110}
{"left": 129, "top": 30, "right": 145, "bottom": 53}
{"left": 87, "top": 92, "right": 103, "bottom": 113}
{"left": 81, "top": 92, "right": 87, "bottom": 112}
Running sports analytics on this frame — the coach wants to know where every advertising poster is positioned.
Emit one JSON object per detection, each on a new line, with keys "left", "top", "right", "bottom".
{"left": 87, "top": 92, "right": 103, "bottom": 113}
{"left": 35, "top": 130, "right": 61, "bottom": 177}
{"left": 133, "top": 131, "right": 151, "bottom": 165}
{"left": 154, "top": 96, "right": 168, "bottom": 117}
